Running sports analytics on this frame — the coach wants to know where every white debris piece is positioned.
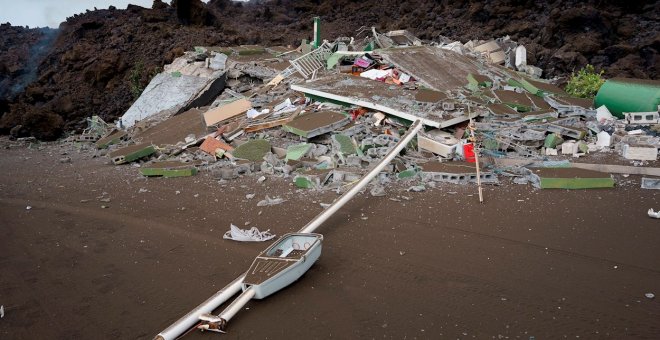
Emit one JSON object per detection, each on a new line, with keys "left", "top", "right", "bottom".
{"left": 1, "top": 305, "right": 4, "bottom": 318}
{"left": 647, "top": 209, "right": 660, "bottom": 219}
{"left": 596, "top": 105, "right": 615, "bottom": 123}
{"left": 440, "top": 41, "right": 464, "bottom": 54}
{"left": 223, "top": 224, "right": 276, "bottom": 242}
{"left": 360, "top": 69, "right": 390, "bottom": 80}
{"left": 256, "top": 195, "right": 286, "bottom": 207}
{"left": 596, "top": 131, "right": 612, "bottom": 147}
{"left": 515, "top": 45, "right": 527, "bottom": 70}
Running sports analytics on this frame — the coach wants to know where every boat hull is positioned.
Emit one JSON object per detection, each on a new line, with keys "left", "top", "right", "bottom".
{"left": 242, "top": 233, "right": 323, "bottom": 299}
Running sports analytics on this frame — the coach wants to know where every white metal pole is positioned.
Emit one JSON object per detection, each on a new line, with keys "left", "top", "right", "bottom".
{"left": 299, "top": 120, "right": 423, "bottom": 234}
{"left": 219, "top": 287, "right": 256, "bottom": 322}
{"left": 156, "top": 119, "right": 423, "bottom": 340}
{"left": 155, "top": 274, "right": 245, "bottom": 340}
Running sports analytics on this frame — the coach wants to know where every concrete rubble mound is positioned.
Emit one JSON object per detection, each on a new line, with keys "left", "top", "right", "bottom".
{"left": 68, "top": 22, "right": 660, "bottom": 192}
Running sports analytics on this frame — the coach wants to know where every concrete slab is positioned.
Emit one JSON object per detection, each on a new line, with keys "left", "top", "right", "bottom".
{"left": 415, "top": 89, "right": 447, "bottom": 103}
{"left": 493, "top": 90, "right": 534, "bottom": 111}
{"left": 291, "top": 74, "right": 479, "bottom": 128}
{"left": 283, "top": 111, "right": 350, "bottom": 139}
{"left": 139, "top": 161, "right": 200, "bottom": 177}
{"left": 487, "top": 103, "right": 520, "bottom": 117}
{"left": 378, "top": 46, "right": 480, "bottom": 92}
{"left": 120, "top": 71, "right": 225, "bottom": 128}
{"left": 232, "top": 139, "right": 271, "bottom": 161}
{"left": 134, "top": 107, "right": 207, "bottom": 147}
{"left": 520, "top": 78, "right": 567, "bottom": 96}
{"left": 622, "top": 144, "right": 658, "bottom": 161}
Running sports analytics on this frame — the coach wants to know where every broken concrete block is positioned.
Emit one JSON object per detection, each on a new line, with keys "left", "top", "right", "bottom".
{"left": 283, "top": 111, "right": 350, "bottom": 139}
{"left": 203, "top": 98, "right": 252, "bottom": 127}
{"left": 109, "top": 143, "right": 156, "bottom": 165}
{"left": 370, "top": 186, "right": 386, "bottom": 197}
{"left": 625, "top": 111, "right": 660, "bottom": 125}
{"left": 546, "top": 124, "right": 587, "bottom": 140}
{"left": 256, "top": 195, "right": 286, "bottom": 207}
{"left": 561, "top": 141, "right": 578, "bottom": 155}
{"left": 329, "top": 168, "right": 360, "bottom": 183}
{"left": 419, "top": 161, "right": 498, "bottom": 185}
{"left": 294, "top": 175, "right": 316, "bottom": 189}
{"left": 622, "top": 144, "right": 658, "bottom": 161}
{"left": 209, "top": 53, "right": 227, "bottom": 71}
{"left": 544, "top": 133, "right": 564, "bottom": 149}
{"left": 215, "top": 167, "right": 237, "bottom": 180}
{"left": 596, "top": 131, "right": 612, "bottom": 148}
{"left": 545, "top": 148, "right": 558, "bottom": 156}
{"left": 286, "top": 143, "right": 312, "bottom": 161}
{"left": 345, "top": 154, "right": 362, "bottom": 167}
{"left": 418, "top": 130, "right": 459, "bottom": 158}
{"left": 641, "top": 177, "right": 660, "bottom": 189}
{"left": 232, "top": 139, "right": 271, "bottom": 161}
{"left": 474, "top": 40, "right": 505, "bottom": 64}
{"left": 577, "top": 141, "right": 589, "bottom": 154}
{"left": 332, "top": 134, "right": 356, "bottom": 155}
{"left": 95, "top": 129, "right": 127, "bottom": 149}
{"left": 140, "top": 161, "right": 199, "bottom": 177}
{"left": 397, "top": 168, "right": 418, "bottom": 179}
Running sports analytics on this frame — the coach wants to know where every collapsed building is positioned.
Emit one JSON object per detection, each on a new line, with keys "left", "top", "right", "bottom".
{"left": 71, "top": 19, "right": 660, "bottom": 192}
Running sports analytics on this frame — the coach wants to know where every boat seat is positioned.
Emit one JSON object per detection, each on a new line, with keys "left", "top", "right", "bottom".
{"left": 279, "top": 247, "right": 294, "bottom": 258}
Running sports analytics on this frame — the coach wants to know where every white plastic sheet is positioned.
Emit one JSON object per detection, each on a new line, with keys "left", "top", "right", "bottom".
{"left": 223, "top": 224, "right": 276, "bottom": 242}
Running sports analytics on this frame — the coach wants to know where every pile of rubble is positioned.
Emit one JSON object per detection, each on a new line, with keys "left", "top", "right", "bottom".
{"left": 69, "top": 21, "right": 660, "bottom": 193}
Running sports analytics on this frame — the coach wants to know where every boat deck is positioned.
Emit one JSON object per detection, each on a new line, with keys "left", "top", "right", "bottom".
{"left": 243, "top": 257, "right": 297, "bottom": 285}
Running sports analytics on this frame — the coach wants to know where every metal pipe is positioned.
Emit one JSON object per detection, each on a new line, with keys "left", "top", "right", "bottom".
{"left": 299, "top": 120, "right": 423, "bottom": 234}
{"left": 155, "top": 274, "right": 245, "bottom": 340}
{"left": 219, "top": 287, "right": 256, "bottom": 323}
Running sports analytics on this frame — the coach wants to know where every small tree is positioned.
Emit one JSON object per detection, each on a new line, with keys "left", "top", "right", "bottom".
{"left": 565, "top": 64, "right": 605, "bottom": 98}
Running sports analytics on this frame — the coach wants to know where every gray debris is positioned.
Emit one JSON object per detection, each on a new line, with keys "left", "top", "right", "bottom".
{"left": 257, "top": 195, "right": 286, "bottom": 207}
{"left": 370, "top": 186, "right": 386, "bottom": 197}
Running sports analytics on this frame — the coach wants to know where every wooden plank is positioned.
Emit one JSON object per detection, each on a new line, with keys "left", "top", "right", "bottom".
{"left": 203, "top": 99, "right": 252, "bottom": 127}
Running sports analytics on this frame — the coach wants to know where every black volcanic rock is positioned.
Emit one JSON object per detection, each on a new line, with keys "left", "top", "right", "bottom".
{"left": 0, "top": 0, "right": 657, "bottom": 140}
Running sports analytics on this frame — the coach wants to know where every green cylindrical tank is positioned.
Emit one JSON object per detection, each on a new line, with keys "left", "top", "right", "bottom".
{"left": 594, "top": 78, "right": 660, "bottom": 118}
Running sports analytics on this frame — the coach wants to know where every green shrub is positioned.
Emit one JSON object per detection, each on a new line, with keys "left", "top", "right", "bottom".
{"left": 129, "top": 62, "right": 161, "bottom": 100}
{"left": 565, "top": 64, "right": 605, "bottom": 98}
{"left": 129, "top": 61, "right": 145, "bottom": 100}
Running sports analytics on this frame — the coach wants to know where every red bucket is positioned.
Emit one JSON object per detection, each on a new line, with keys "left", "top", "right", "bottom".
{"left": 463, "top": 143, "right": 476, "bottom": 163}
